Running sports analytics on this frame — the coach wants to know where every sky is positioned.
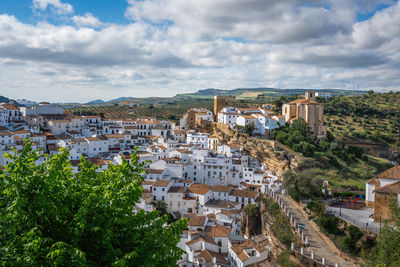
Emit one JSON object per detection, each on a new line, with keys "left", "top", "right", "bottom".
{"left": 0, "top": 0, "right": 399, "bottom": 102}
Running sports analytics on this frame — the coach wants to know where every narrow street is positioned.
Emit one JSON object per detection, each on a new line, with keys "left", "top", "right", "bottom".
{"left": 274, "top": 192, "right": 358, "bottom": 267}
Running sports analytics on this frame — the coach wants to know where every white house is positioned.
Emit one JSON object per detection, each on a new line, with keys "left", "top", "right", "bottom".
{"left": 86, "top": 137, "right": 109, "bottom": 157}
{"left": 236, "top": 115, "right": 257, "bottom": 128}
{"left": 217, "top": 144, "right": 242, "bottom": 157}
{"left": 186, "top": 132, "right": 209, "bottom": 149}
{"left": 366, "top": 165, "right": 400, "bottom": 207}
{"left": 152, "top": 179, "right": 172, "bottom": 202}
{"left": 315, "top": 92, "right": 332, "bottom": 98}
{"left": 228, "top": 189, "right": 258, "bottom": 208}
{"left": 228, "top": 235, "right": 270, "bottom": 267}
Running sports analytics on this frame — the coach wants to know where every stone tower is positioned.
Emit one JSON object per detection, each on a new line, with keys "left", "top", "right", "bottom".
{"left": 213, "top": 95, "right": 236, "bottom": 121}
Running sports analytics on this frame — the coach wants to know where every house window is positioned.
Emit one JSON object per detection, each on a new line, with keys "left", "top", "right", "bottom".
{"left": 162, "top": 196, "right": 165, "bottom": 201}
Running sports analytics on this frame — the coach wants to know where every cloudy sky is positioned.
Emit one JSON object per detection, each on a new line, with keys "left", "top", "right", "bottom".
{"left": 0, "top": 0, "right": 399, "bottom": 102}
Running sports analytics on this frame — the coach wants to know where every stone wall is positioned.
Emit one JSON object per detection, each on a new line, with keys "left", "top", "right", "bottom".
{"left": 374, "top": 192, "right": 397, "bottom": 222}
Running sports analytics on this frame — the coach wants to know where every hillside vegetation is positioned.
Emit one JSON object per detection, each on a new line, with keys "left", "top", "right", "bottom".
{"left": 178, "top": 88, "right": 364, "bottom": 100}
{"left": 270, "top": 118, "right": 392, "bottom": 191}
{"left": 323, "top": 91, "right": 400, "bottom": 148}
{"left": 66, "top": 98, "right": 267, "bottom": 122}
{"left": 67, "top": 99, "right": 214, "bottom": 122}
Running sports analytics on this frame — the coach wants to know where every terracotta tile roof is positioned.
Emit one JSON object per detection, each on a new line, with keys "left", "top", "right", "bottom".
{"left": 211, "top": 185, "right": 233, "bottom": 192}
{"left": 13, "top": 130, "right": 31, "bottom": 134}
{"left": 1, "top": 104, "right": 18, "bottom": 110}
{"left": 104, "top": 134, "right": 124, "bottom": 138}
{"left": 142, "top": 180, "right": 155, "bottom": 185}
{"left": 231, "top": 243, "right": 250, "bottom": 262}
{"left": 86, "top": 137, "right": 104, "bottom": 141}
{"left": 124, "top": 126, "right": 138, "bottom": 129}
{"left": 188, "top": 214, "right": 207, "bottom": 227}
{"left": 376, "top": 165, "right": 400, "bottom": 180}
{"left": 197, "top": 250, "right": 214, "bottom": 263}
{"left": 230, "top": 189, "right": 258, "bottom": 198}
{"left": 145, "top": 168, "right": 164, "bottom": 174}
{"left": 87, "top": 157, "right": 110, "bottom": 166}
{"left": 210, "top": 224, "right": 231, "bottom": 237}
{"left": 185, "top": 237, "right": 205, "bottom": 246}
{"left": 288, "top": 98, "right": 319, "bottom": 105}
{"left": 71, "top": 138, "right": 86, "bottom": 143}
{"left": 375, "top": 181, "right": 400, "bottom": 194}
{"left": 153, "top": 179, "right": 171, "bottom": 187}
{"left": 239, "top": 115, "right": 257, "bottom": 119}
{"left": 0, "top": 131, "right": 13, "bottom": 136}
{"left": 189, "top": 183, "right": 211, "bottom": 195}
{"left": 218, "top": 210, "right": 232, "bottom": 217}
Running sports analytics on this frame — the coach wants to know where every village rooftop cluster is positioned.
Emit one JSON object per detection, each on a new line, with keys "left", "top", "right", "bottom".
{"left": 0, "top": 90, "right": 348, "bottom": 266}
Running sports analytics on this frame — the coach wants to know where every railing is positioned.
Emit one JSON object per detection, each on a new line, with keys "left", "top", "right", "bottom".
{"left": 327, "top": 207, "right": 379, "bottom": 233}
{"left": 265, "top": 190, "right": 342, "bottom": 267}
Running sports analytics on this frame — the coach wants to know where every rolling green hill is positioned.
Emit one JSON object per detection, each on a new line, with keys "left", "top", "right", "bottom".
{"left": 78, "top": 88, "right": 366, "bottom": 107}
{"left": 177, "top": 88, "right": 366, "bottom": 99}
{"left": 324, "top": 91, "right": 400, "bottom": 149}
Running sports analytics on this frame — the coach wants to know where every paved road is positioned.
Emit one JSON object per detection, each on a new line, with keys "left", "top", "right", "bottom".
{"left": 276, "top": 193, "right": 358, "bottom": 267}
{"left": 327, "top": 206, "right": 380, "bottom": 233}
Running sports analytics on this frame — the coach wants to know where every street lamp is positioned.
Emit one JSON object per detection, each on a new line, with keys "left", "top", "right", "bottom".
{"left": 339, "top": 197, "right": 342, "bottom": 216}
{"left": 379, "top": 212, "right": 382, "bottom": 232}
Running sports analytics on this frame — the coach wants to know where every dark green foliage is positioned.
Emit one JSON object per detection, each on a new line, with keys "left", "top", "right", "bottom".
{"left": 283, "top": 170, "right": 323, "bottom": 201}
{"left": 307, "top": 200, "right": 326, "bottom": 217}
{"left": 343, "top": 226, "right": 363, "bottom": 254}
{"left": 364, "top": 197, "right": 400, "bottom": 266}
{"left": 243, "top": 203, "right": 259, "bottom": 216}
{"left": 315, "top": 216, "right": 343, "bottom": 236}
{"left": 278, "top": 249, "right": 299, "bottom": 267}
{"left": 154, "top": 200, "right": 168, "bottom": 216}
{"left": 364, "top": 226, "right": 400, "bottom": 266}
{"left": 261, "top": 197, "right": 297, "bottom": 247}
{"left": 343, "top": 236, "right": 357, "bottom": 254}
{"left": 324, "top": 92, "right": 400, "bottom": 147}
{"left": 0, "top": 141, "right": 187, "bottom": 266}
{"left": 348, "top": 225, "right": 363, "bottom": 240}
{"left": 244, "top": 123, "right": 255, "bottom": 136}
{"left": 271, "top": 117, "right": 365, "bottom": 161}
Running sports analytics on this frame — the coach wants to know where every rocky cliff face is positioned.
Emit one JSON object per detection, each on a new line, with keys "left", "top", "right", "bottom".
{"left": 213, "top": 123, "right": 303, "bottom": 175}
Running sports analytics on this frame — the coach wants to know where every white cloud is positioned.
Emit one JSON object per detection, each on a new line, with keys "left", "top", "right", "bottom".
{"left": 32, "top": 0, "right": 74, "bottom": 15}
{"left": 72, "top": 13, "right": 102, "bottom": 28}
{"left": 0, "top": 1, "right": 399, "bottom": 102}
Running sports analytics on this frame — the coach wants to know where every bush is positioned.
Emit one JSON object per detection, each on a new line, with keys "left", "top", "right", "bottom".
{"left": 316, "top": 216, "right": 343, "bottom": 235}
{"left": 348, "top": 225, "right": 363, "bottom": 240}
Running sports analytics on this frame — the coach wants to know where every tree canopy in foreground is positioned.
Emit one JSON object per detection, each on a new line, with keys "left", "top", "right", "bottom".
{"left": 0, "top": 141, "right": 187, "bottom": 266}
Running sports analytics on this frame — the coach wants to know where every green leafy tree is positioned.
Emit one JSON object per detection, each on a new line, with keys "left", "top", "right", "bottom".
{"left": 0, "top": 141, "right": 187, "bottom": 266}
{"left": 364, "top": 197, "right": 400, "bottom": 266}
{"left": 154, "top": 200, "right": 168, "bottom": 216}
{"left": 283, "top": 170, "right": 322, "bottom": 201}
{"left": 244, "top": 123, "right": 255, "bottom": 136}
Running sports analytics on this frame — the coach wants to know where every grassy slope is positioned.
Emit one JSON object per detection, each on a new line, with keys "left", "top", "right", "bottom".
{"left": 303, "top": 154, "right": 391, "bottom": 191}
{"left": 324, "top": 92, "right": 400, "bottom": 149}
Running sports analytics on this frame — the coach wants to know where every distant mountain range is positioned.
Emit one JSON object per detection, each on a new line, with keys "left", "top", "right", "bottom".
{"left": 0, "top": 96, "right": 21, "bottom": 106}
{"left": 86, "top": 99, "right": 105, "bottom": 105}
{"left": 1, "top": 87, "right": 368, "bottom": 108}
{"left": 83, "top": 87, "right": 367, "bottom": 106}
